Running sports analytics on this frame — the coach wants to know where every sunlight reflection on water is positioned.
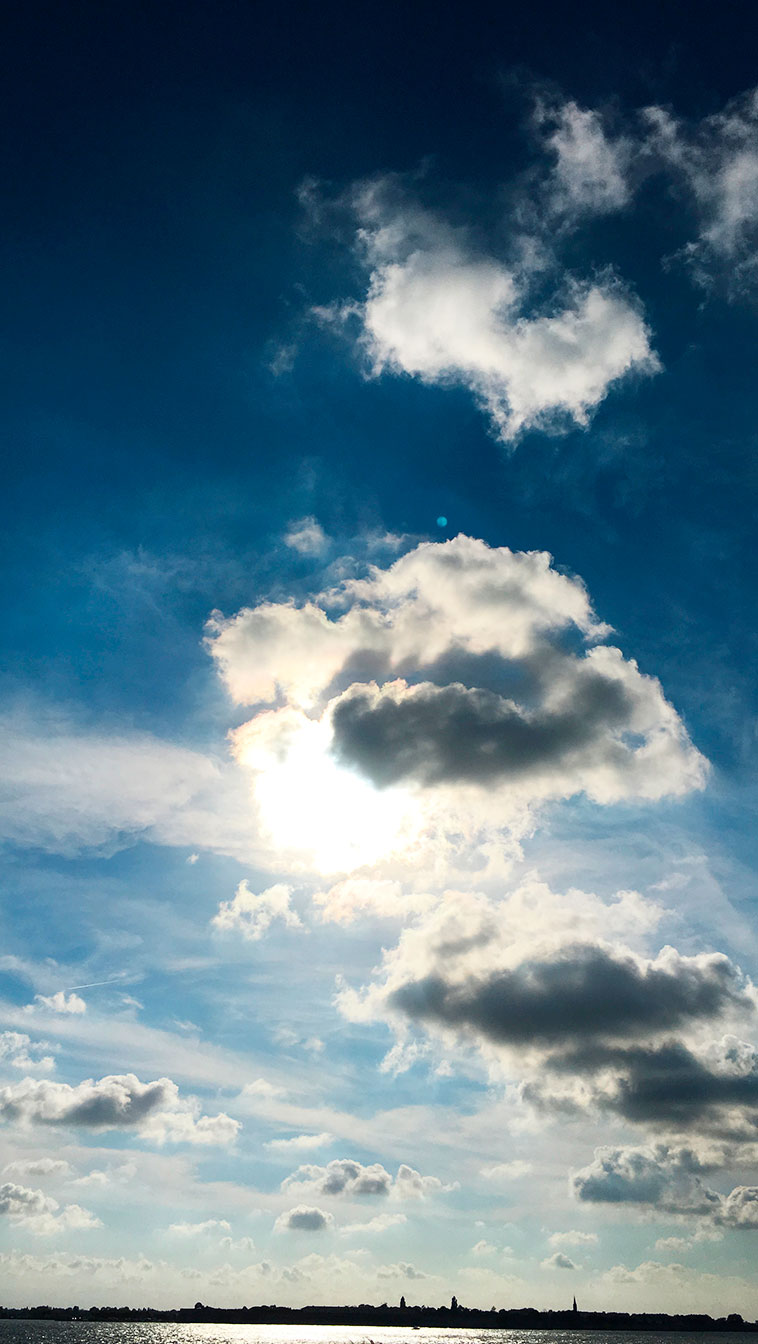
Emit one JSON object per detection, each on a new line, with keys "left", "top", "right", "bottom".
{"left": 0, "top": 1326, "right": 752, "bottom": 1344}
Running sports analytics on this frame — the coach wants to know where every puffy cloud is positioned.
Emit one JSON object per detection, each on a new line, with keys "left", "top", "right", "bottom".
{"left": 208, "top": 536, "right": 705, "bottom": 877}
{"left": 718, "top": 1186, "right": 758, "bottom": 1229}
{"left": 393, "top": 1163, "right": 457, "bottom": 1198}
{"left": 0, "top": 1182, "right": 100, "bottom": 1236}
{"left": 331, "top": 664, "right": 635, "bottom": 790}
{"left": 572, "top": 1144, "right": 717, "bottom": 1212}
{"left": 33, "top": 992, "right": 86, "bottom": 1015}
{"left": 275, "top": 1205, "right": 334, "bottom": 1232}
{"left": 527, "top": 1035, "right": 758, "bottom": 1132}
{"left": 0, "top": 1031, "right": 54, "bottom": 1075}
{"left": 284, "top": 517, "right": 329, "bottom": 556}
{"left": 282, "top": 1159, "right": 452, "bottom": 1200}
{"left": 212, "top": 881, "right": 302, "bottom": 941}
{"left": 283, "top": 1159, "right": 392, "bottom": 1198}
{"left": 542, "top": 1251, "right": 579, "bottom": 1270}
{"left": 337, "top": 884, "right": 746, "bottom": 1062}
{"left": 338, "top": 878, "right": 758, "bottom": 1150}
{"left": 139, "top": 1108, "right": 240, "bottom": 1147}
{"left": 573, "top": 1143, "right": 758, "bottom": 1231}
{"left": 0, "top": 1073, "right": 240, "bottom": 1147}
{"left": 387, "top": 945, "right": 748, "bottom": 1049}
{"left": 319, "top": 181, "right": 657, "bottom": 441}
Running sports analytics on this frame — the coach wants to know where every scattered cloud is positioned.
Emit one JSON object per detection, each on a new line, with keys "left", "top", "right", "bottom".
{"left": 0, "top": 1182, "right": 100, "bottom": 1236}
{"left": 0, "top": 1031, "right": 55, "bottom": 1075}
{"left": 284, "top": 517, "right": 330, "bottom": 557}
{"left": 316, "top": 180, "right": 657, "bottom": 442}
{"left": 536, "top": 96, "right": 632, "bottom": 216}
{"left": 275, "top": 1205, "right": 334, "bottom": 1233}
{"left": 644, "top": 88, "right": 758, "bottom": 295}
{"left": 212, "top": 881, "right": 302, "bottom": 941}
{"left": 282, "top": 1158, "right": 454, "bottom": 1200}
{"left": 0, "top": 1073, "right": 240, "bottom": 1147}
{"left": 542, "top": 1250, "right": 579, "bottom": 1270}
{"left": 573, "top": 1143, "right": 758, "bottom": 1228}
{"left": 337, "top": 883, "right": 746, "bottom": 1077}
{"left": 33, "top": 992, "right": 86, "bottom": 1015}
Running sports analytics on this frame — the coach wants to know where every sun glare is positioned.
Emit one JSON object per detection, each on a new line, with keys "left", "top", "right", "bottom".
{"left": 236, "top": 712, "right": 415, "bottom": 873}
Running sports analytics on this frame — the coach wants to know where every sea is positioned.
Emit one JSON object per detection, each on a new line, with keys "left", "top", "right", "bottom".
{"left": 0, "top": 1326, "right": 752, "bottom": 1344}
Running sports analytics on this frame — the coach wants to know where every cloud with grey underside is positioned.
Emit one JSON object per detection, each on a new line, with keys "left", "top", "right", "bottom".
{"left": 526, "top": 1036, "right": 758, "bottom": 1131}
{"left": 388, "top": 945, "right": 750, "bottom": 1047}
{"left": 572, "top": 1143, "right": 758, "bottom": 1228}
{"left": 330, "top": 672, "right": 634, "bottom": 788}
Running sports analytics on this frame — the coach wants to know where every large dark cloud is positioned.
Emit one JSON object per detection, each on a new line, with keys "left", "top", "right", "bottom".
{"left": 387, "top": 945, "right": 747, "bottom": 1047}
{"left": 557, "top": 1040, "right": 758, "bottom": 1128}
{"left": 331, "top": 675, "right": 632, "bottom": 788}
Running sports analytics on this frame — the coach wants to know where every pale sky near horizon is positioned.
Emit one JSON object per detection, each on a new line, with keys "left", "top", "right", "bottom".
{"left": 3, "top": 0, "right": 758, "bottom": 1315}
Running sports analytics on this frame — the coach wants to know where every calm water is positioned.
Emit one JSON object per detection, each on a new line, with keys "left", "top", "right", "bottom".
{"left": 0, "top": 1327, "right": 751, "bottom": 1344}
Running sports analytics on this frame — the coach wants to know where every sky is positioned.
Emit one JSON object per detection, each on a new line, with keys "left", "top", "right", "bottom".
{"left": 3, "top": 0, "right": 758, "bottom": 1314}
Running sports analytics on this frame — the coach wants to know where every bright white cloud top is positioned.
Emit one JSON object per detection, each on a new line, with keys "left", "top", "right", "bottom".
{"left": 208, "top": 535, "right": 706, "bottom": 875}
{"left": 319, "top": 184, "right": 659, "bottom": 441}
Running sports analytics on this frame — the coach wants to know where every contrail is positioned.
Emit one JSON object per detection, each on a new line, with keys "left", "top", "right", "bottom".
{"left": 63, "top": 977, "right": 128, "bottom": 992}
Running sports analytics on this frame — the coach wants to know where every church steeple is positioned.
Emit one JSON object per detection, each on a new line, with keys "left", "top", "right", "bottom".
{"left": 572, "top": 1296, "right": 577, "bottom": 1313}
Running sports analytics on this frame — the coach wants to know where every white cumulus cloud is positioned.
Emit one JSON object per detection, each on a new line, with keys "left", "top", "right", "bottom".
{"left": 317, "top": 180, "right": 658, "bottom": 441}
{"left": 212, "top": 880, "right": 302, "bottom": 941}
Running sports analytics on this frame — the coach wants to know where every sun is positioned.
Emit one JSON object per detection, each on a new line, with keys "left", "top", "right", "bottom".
{"left": 232, "top": 708, "right": 416, "bottom": 874}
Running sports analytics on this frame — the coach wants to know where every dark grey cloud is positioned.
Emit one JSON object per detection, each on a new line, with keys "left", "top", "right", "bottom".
{"left": 331, "top": 674, "right": 632, "bottom": 788}
{"left": 388, "top": 945, "right": 747, "bottom": 1048}
{"left": 546, "top": 1040, "right": 758, "bottom": 1129}
{"left": 276, "top": 1205, "right": 333, "bottom": 1232}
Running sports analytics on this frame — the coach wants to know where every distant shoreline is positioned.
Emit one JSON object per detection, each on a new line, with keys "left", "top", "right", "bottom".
{"left": 1, "top": 1304, "right": 756, "bottom": 1331}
